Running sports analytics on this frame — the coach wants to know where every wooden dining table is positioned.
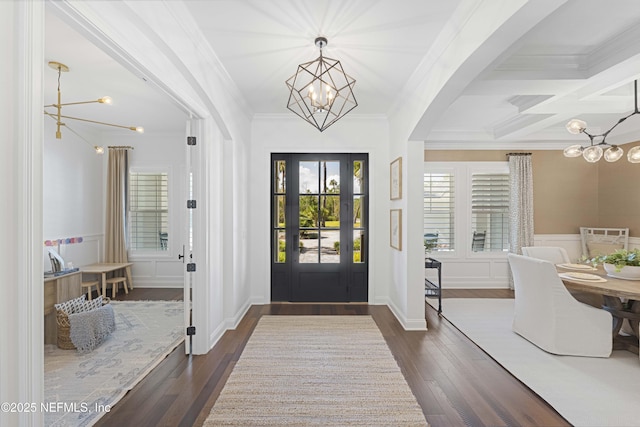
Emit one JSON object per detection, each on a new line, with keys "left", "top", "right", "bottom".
{"left": 81, "top": 262, "right": 134, "bottom": 298}
{"left": 559, "top": 265, "right": 640, "bottom": 353}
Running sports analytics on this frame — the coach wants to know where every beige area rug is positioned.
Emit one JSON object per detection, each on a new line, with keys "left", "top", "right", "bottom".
{"left": 45, "top": 301, "right": 184, "bottom": 427}
{"left": 439, "top": 298, "right": 640, "bottom": 427}
{"left": 204, "top": 315, "right": 428, "bottom": 426}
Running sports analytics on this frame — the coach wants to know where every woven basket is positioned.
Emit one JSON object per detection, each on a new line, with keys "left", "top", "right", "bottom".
{"left": 56, "top": 297, "right": 111, "bottom": 350}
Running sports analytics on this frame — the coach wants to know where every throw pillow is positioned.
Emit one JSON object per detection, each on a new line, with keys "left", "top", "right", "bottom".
{"left": 83, "top": 295, "right": 104, "bottom": 312}
{"left": 55, "top": 295, "right": 86, "bottom": 314}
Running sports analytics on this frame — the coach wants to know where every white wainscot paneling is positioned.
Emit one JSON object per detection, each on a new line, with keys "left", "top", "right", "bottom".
{"left": 131, "top": 259, "right": 183, "bottom": 288}
{"left": 430, "top": 233, "right": 633, "bottom": 289}
{"left": 535, "top": 235, "right": 640, "bottom": 257}
{"left": 426, "top": 258, "right": 510, "bottom": 289}
{"left": 131, "top": 260, "right": 155, "bottom": 277}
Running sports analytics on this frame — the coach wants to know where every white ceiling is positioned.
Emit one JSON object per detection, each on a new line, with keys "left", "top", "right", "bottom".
{"left": 45, "top": 0, "right": 640, "bottom": 149}
{"left": 44, "top": 11, "right": 188, "bottom": 138}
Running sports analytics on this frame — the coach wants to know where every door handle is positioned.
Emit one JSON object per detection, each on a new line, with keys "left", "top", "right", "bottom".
{"left": 178, "top": 245, "right": 185, "bottom": 261}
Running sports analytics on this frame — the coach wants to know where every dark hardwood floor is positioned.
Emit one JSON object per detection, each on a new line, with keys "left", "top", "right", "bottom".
{"left": 95, "top": 288, "right": 570, "bottom": 427}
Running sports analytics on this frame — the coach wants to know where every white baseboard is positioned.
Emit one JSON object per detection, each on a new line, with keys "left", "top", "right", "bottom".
{"left": 385, "top": 298, "right": 427, "bottom": 331}
{"left": 129, "top": 280, "right": 183, "bottom": 288}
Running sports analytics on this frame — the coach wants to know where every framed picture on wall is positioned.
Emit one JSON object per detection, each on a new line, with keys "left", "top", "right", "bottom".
{"left": 390, "top": 157, "right": 402, "bottom": 200}
{"left": 390, "top": 209, "right": 402, "bottom": 250}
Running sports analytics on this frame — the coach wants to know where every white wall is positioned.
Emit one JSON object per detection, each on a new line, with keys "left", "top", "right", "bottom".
{"left": 43, "top": 119, "right": 104, "bottom": 269}
{"left": 227, "top": 133, "right": 252, "bottom": 321}
{"left": 249, "top": 114, "right": 391, "bottom": 306}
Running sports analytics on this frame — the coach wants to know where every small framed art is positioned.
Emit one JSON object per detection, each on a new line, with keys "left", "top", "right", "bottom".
{"left": 390, "top": 157, "right": 402, "bottom": 200}
{"left": 390, "top": 209, "right": 402, "bottom": 250}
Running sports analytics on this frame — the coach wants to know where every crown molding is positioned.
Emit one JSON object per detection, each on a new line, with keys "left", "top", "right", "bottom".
{"left": 423, "top": 140, "right": 569, "bottom": 150}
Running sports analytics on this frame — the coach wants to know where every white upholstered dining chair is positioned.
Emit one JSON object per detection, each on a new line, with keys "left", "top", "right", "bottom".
{"left": 507, "top": 254, "right": 612, "bottom": 358}
{"left": 522, "top": 245, "right": 604, "bottom": 308}
{"left": 521, "top": 246, "right": 570, "bottom": 264}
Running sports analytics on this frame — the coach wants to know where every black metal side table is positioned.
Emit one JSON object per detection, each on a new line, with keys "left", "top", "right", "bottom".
{"left": 425, "top": 257, "right": 442, "bottom": 314}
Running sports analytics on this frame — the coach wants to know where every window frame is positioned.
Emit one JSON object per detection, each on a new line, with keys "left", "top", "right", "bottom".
{"left": 424, "top": 161, "right": 509, "bottom": 259}
{"left": 127, "top": 166, "right": 172, "bottom": 257}
{"left": 423, "top": 165, "right": 456, "bottom": 253}
{"left": 466, "top": 162, "right": 510, "bottom": 256}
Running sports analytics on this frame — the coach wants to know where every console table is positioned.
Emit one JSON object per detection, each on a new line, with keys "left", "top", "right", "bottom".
{"left": 44, "top": 270, "right": 82, "bottom": 344}
{"left": 425, "top": 257, "right": 442, "bottom": 314}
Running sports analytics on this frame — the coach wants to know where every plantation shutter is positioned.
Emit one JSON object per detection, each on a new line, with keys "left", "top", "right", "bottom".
{"left": 129, "top": 172, "right": 169, "bottom": 251}
{"left": 423, "top": 172, "right": 455, "bottom": 251}
{"left": 471, "top": 172, "right": 509, "bottom": 251}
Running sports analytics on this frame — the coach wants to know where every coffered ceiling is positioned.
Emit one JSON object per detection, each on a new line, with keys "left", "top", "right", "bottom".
{"left": 45, "top": 0, "right": 640, "bottom": 149}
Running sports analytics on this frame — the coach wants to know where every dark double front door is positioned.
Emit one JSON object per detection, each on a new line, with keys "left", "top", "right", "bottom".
{"left": 271, "top": 153, "right": 369, "bottom": 302}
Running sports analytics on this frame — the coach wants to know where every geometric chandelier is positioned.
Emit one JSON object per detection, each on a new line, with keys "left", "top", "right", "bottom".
{"left": 564, "top": 80, "right": 640, "bottom": 163}
{"left": 286, "top": 37, "right": 357, "bottom": 132}
{"left": 44, "top": 61, "right": 143, "bottom": 152}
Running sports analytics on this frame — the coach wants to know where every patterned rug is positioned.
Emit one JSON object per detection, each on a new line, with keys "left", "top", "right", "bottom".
{"left": 45, "top": 301, "right": 184, "bottom": 426}
{"left": 204, "top": 315, "right": 428, "bottom": 426}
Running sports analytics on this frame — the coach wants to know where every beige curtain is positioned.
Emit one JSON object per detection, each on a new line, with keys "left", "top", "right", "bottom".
{"left": 508, "top": 153, "right": 534, "bottom": 288}
{"left": 105, "top": 147, "right": 129, "bottom": 263}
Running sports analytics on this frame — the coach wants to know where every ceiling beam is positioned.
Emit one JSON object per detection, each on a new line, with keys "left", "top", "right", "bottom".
{"left": 403, "top": 0, "right": 569, "bottom": 141}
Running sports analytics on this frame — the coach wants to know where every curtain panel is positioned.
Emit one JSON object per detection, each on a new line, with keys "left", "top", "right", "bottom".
{"left": 105, "top": 147, "right": 129, "bottom": 263}
{"left": 508, "top": 153, "right": 534, "bottom": 288}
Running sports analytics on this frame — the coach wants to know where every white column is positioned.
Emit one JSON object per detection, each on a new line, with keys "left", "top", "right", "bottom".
{"left": 0, "top": 1, "right": 45, "bottom": 426}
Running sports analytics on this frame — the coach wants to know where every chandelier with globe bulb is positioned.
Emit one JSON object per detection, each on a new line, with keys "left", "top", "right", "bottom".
{"left": 564, "top": 80, "right": 640, "bottom": 163}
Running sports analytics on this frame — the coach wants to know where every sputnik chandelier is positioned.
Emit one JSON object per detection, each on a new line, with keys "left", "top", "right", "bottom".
{"left": 286, "top": 37, "right": 357, "bottom": 132}
{"left": 564, "top": 80, "right": 640, "bottom": 163}
{"left": 44, "top": 61, "right": 143, "bottom": 154}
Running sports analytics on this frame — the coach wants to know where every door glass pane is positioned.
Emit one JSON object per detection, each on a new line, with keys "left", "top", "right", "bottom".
{"left": 353, "top": 230, "right": 364, "bottom": 263}
{"left": 320, "top": 195, "right": 340, "bottom": 228}
{"left": 300, "top": 232, "right": 318, "bottom": 263}
{"left": 353, "top": 195, "right": 363, "bottom": 228}
{"left": 274, "top": 160, "right": 286, "bottom": 193}
{"left": 299, "top": 191, "right": 319, "bottom": 264}
{"left": 321, "top": 229, "right": 340, "bottom": 263}
{"left": 318, "top": 161, "right": 340, "bottom": 264}
{"left": 299, "top": 161, "right": 319, "bottom": 193}
{"left": 320, "top": 161, "right": 340, "bottom": 194}
{"left": 275, "top": 230, "right": 286, "bottom": 263}
{"left": 274, "top": 195, "right": 286, "bottom": 227}
{"left": 299, "top": 194, "right": 318, "bottom": 230}
{"left": 353, "top": 160, "right": 364, "bottom": 194}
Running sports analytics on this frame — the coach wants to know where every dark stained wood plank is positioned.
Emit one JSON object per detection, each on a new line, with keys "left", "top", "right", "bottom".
{"left": 93, "top": 288, "right": 570, "bottom": 427}
{"left": 442, "top": 288, "right": 514, "bottom": 299}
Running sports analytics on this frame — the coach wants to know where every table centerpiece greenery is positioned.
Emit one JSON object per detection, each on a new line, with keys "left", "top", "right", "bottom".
{"left": 595, "top": 248, "right": 640, "bottom": 271}
{"left": 593, "top": 249, "right": 640, "bottom": 280}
